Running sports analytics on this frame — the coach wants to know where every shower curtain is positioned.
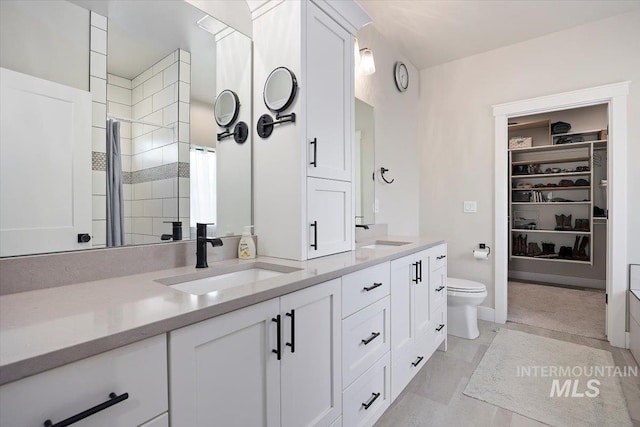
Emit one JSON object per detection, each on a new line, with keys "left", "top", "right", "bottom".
{"left": 106, "top": 119, "right": 124, "bottom": 247}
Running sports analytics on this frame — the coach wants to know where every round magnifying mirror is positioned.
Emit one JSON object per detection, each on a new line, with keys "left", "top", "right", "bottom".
{"left": 214, "top": 89, "right": 240, "bottom": 128}
{"left": 263, "top": 67, "right": 298, "bottom": 113}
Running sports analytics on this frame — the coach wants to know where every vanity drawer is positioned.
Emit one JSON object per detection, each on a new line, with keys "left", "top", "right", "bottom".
{"left": 391, "top": 342, "right": 427, "bottom": 401}
{"left": 429, "top": 244, "right": 447, "bottom": 272}
{"left": 429, "top": 267, "right": 447, "bottom": 313}
{"left": 343, "top": 352, "right": 390, "bottom": 427}
{"left": 427, "top": 305, "right": 447, "bottom": 354}
{"left": 342, "top": 262, "right": 390, "bottom": 318}
{"left": 0, "top": 335, "right": 168, "bottom": 427}
{"left": 342, "top": 296, "right": 390, "bottom": 387}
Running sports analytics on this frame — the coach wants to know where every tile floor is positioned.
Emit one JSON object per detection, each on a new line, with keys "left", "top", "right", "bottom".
{"left": 374, "top": 320, "right": 640, "bottom": 427}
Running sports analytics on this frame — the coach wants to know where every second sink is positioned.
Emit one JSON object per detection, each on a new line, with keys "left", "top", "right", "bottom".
{"left": 360, "top": 240, "right": 410, "bottom": 250}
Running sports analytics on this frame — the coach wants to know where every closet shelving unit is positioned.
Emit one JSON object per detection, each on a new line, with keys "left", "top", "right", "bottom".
{"left": 508, "top": 120, "right": 608, "bottom": 265}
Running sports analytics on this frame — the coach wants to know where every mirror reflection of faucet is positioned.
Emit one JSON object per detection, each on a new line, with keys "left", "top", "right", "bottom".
{"left": 161, "top": 221, "right": 183, "bottom": 241}
{"left": 196, "top": 223, "right": 223, "bottom": 269}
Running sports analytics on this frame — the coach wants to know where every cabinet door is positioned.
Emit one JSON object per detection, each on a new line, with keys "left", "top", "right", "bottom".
{"left": 413, "top": 250, "right": 431, "bottom": 339}
{"left": 280, "top": 278, "right": 342, "bottom": 427}
{"left": 308, "top": 177, "right": 352, "bottom": 259}
{"left": 169, "top": 299, "right": 281, "bottom": 427}
{"left": 306, "top": 2, "right": 352, "bottom": 182}
{"left": 390, "top": 254, "right": 417, "bottom": 353}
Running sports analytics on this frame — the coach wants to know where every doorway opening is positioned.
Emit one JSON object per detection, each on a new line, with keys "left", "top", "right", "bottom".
{"left": 493, "top": 82, "right": 630, "bottom": 348}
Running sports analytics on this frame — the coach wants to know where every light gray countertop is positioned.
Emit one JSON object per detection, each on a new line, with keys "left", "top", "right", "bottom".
{"left": 0, "top": 235, "right": 444, "bottom": 385}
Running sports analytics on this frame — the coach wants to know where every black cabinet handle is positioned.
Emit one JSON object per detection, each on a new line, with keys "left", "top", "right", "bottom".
{"left": 411, "top": 356, "right": 424, "bottom": 367}
{"left": 436, "top": 324, "right": 445, "bottom": 332}
{"left": 361, "top": 392, "right": 381, "bottom": 410}
{"left": 435, "top": 286, "right": 445, "bottom": 292}
{"left": 418, "top": 260, "right": 423, "bottom": 283}
{"left": 436, "top": 255, "right": 446, "bottom": 260}
{"left": 272, "top": 315, "right": 281, "bottom": 360}
{"left": 361, "top": 332, "right": 381, "bottom": 345}
{"left": 310, "top": 221, "right": 318, "bottom": 250}
{"left": 285, "top": 309, "right": 295, "bottom": 353}
{"left": 412, "top": 262, "right": 419, "bottom": 284}
{"left": 310, "top": 138, "right": 317, "bottom": 167}
{"left": 363, "top": 282, "right": 383, "bottom": 292}
{"left": 43, "top": 392, "right": 129, "bottom": 427}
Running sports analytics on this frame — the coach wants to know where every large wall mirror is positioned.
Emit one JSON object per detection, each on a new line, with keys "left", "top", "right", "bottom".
{"left": 0, "top": 0, "right": 252, "bottom": 257}
{"left": 355, "top": 98, "right": 375, "bottom": 225}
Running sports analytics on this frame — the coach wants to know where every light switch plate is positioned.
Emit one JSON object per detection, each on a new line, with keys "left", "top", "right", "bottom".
{"left": 464, "top": 201, "right": 477, "bottom": 213}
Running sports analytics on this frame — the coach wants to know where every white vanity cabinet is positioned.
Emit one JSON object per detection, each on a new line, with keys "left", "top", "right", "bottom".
{"left": 341, "top": 263, "right": 392, "bottom": 427}
{"left": 390, "top": 244, "right": 448, "bottom": 400}
{"left": 169, "top": 278, "right": 342, "bottom": 427}
{"left": 0, "top": 335, "right": 168, "bottom": 427}
{"left": 254, "top": 0, "right": 370, "bottom": 261}
{"left": 308, "top": 177, "right": 352, "bottom": 258}
{"left": 305, "top": 2, "right": 352, "bottom": 183}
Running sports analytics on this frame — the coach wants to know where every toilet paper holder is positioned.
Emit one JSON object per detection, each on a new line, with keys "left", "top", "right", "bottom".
{"left": 473, "top": 243, "right": 491, "bottom": 259}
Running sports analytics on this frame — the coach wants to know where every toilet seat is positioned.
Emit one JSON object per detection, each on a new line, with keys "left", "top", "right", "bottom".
{"left": 447, "top": 278, "right": 486, "bottom": 293}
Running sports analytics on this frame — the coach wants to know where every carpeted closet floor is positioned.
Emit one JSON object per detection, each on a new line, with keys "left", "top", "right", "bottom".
{"left": 507, "top": 281, "right": 606, "bottom": 340}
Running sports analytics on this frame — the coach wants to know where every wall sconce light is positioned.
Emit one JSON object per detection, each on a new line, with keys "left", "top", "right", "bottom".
{"left": 359, "top": 48, "right": 376, "bottom": 75}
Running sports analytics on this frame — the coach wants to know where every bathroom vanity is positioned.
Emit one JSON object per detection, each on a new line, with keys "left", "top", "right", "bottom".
{"left": 0, "top": 238, "right": 447, "bottom": 427}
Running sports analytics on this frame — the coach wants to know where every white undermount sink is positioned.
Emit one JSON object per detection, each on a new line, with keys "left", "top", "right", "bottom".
{"left": 156, "top": 263, "right": 301, "bottom": 295}
{"left": 360, "top": 240, "right": 411, "bottom": 250}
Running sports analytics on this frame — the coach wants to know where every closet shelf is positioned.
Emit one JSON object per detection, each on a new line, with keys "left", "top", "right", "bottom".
{"left": 512, "top": 202, "right": 590, "bottom": 205}
{"left": 510, "top": 255, "right": 591, "bottom": 265}
{"left": 550, "top": 128, "right": 604, "bottom": 138}
{"left": 511, "top": 171, "right": 590, "bottom": 179}
{"left": 511, "top": 157, "right": 590, "bottom": 166}
{"left": 508, "top": 139, "right": 607, "bottom": 153}
{"left": 511, "top": 186, "right": 591, "bottom": 191}
{"left": 508, "top": 120, "right": 550, "bottom": 131}
{"left": 511, "top": 229, "right": 592, "bottom": 235}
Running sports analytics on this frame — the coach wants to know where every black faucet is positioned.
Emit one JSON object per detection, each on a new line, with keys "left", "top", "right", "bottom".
{"left": 356, "top": 224, "right": 370, "bottom": 230}
{"left": 161, "top": 221, "right": 183, "bottom": 241}
{"left": 196, "top": 223, "right": 223, "bottom": 268}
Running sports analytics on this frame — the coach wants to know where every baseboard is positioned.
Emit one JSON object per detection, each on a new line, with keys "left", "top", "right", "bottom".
{"left": 508, "top": 270, "right": 605, "bottom": 289}
{"left": 477, "top": 306, "right": 495, "bottom": 322}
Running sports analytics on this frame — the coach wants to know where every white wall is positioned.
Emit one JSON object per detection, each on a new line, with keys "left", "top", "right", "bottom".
{"left": 355, "top": 24, "right": 420, "bottom": 236}
{"left": 190, "top": 100, "right": 217, "bottom": 148}
{"left": 0, "top": 0, "right": 89, "bottom": 91}
{"left": 419, "top": 11, "right": 640, "bottom": 309}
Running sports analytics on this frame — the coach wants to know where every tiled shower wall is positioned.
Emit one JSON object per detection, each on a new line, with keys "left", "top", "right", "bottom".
{"left": 106, "top": 50, "right": 191, "bottom": 245}
{"left": 89, "top": 11, "right": 107, "bottom": 248}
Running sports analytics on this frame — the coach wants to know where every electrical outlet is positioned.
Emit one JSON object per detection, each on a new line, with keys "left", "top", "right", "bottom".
{"left": 464, "top": 201, "right": 477, "bottom": 213}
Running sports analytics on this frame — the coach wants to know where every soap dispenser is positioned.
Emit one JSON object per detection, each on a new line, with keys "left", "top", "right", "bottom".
{"left": 238, "top": 226, "right": 256, "bottom": 259}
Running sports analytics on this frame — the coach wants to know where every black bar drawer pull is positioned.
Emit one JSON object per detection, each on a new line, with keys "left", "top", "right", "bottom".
{"left": 285, "top": 309, "right": 295, "bottom": 353}
{"left": 361, "top": 392, "right": 381, "bottom": 410}
{"left": 310, "top": 138, "right": 317, "bottom": 167}
{"left": 436, "top": 324, "right": 445, "bottom": 332}
{"left": 412, "top": 262, "right": 419, "bottom": 284}
{"left": 363, "top": 282, "right": 383, "bottom": 292}
{"left": 310, "top": 221, "right": 318, "bottom": 250}
{"left": 435, "top": 286, "right": 445, "bottom": 292}
{"left": 361, "top": 332, "right": 381, "bottom": 345}
{"left": 436, "top": 255, "right": 446, "bottom": 260}
{"left": 272, "top": 315, "right": 282, "bottom": 360}
{"left": 411, "top": 356, "right": 424, "bottom": 367}
{"left": 43, "top": 392, "right": 129, "bottom": 427}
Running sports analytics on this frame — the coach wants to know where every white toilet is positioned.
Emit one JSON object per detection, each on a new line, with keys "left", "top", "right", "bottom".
{"left": 447, "top": 277, "right": 487, "bottom": 339}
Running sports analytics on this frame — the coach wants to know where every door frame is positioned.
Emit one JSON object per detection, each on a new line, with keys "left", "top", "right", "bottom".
{"left": 493, "top": 81, "right": 630, "bottom": 348}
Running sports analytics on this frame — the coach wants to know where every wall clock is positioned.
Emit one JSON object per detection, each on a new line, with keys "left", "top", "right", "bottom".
{"left": 394, "top": 62, "right": 409, "bottom": 92}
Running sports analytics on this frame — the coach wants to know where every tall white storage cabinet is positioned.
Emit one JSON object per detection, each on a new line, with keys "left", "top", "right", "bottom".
{"left": 169, "top": 279, "right": 342, "bottom": 427}
{"left": 253, "top": 0, "right": 371, "bottom": 261}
